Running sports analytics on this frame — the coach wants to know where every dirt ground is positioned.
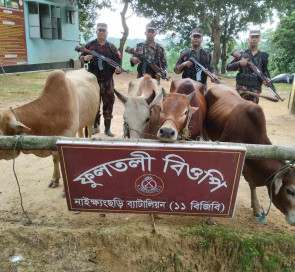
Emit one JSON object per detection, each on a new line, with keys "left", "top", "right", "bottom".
{"left": 0, "top": 71, "right": 295, "bottom": 271}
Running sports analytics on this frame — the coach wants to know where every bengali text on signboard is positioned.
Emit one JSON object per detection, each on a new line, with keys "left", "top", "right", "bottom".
{"left": 57, "top": 141, "right": 246, "bottom": 218}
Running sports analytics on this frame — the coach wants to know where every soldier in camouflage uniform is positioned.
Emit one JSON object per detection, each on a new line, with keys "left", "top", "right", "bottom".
{"left": 80, "top": 23, "right": 122, "bottom": 136}
{"left": 227, "top": 29, "right": 271, "bottom": 104}
{"left": 174, "top": 28, "right": 215, "bottom": 91}
{"left": 130, "top": 23, "right": 167, "bottom": 81}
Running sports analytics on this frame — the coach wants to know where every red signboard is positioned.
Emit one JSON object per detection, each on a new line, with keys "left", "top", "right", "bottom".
{"left": 0, "top": 0, "right": 27, "bottom": 66}
{"left": 57, "top": 141, "right": 246, "bottom": 218}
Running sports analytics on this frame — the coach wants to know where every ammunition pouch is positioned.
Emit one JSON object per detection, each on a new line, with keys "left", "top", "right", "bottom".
{"left": 236, "top": 73, "right": 262, "bottom": 87}
{"left": 88, "top": 57, "right": 114, "bottom": 80}
{"left": 88, "top": 57, "right": 98, "bottom": 74}
{"left": 138, "top": 62, "right": 157, "bottom": 78}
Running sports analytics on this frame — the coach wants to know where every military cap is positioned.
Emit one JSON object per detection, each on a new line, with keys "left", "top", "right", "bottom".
{"left": 191, "top": 28, "right": 203, "bottom": 36}
{"left": 249, "top": 29, "right": 261, "bottom": 36}
{"left": 146, "top": 22, "right": 157, "bottom": 30}
{"left": 96, "top": 22, "right": 108, "bottom": 30}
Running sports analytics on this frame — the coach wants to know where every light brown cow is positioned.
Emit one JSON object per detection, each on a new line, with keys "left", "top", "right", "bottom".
{"left": 115, "top": 74, "right": 163, "bottom": 139}
{"left": 157, "top": 78, "right": 207, "bottom": 142}
{"left": 0, "top": 69, "right": 100, "bottom": 188}
{"left": 205, "top": 84, "right": 295, "bottom": 225}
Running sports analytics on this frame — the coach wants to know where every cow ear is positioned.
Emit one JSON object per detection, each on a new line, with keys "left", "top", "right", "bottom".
{"left": 145, "top": 90, "right": 156, "bottom": 105}
{"left": 187, "top": 91, "right": 195, "bottom": 101}
{"left": 9, "top": 119, "right": 31, "bottom": 132}
{"left": 191, "top": 107, "right": 199, "bottom": 115}
{"left": 114, "top": 89, "right": 127, "bottom": 104}
{"left": 0, "top": 112, "right": 3, "bottom": 123}
{"left": 274, "top": 178, "right": 283, "bottom": 195}
{"left": 161, "top": 88, "right": 167, "bottom": 97}
{"left": 149, "top": 91, "right": 163, "bottom": 109}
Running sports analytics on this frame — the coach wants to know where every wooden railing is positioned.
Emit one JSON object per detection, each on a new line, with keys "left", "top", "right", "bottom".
{"left": 1, "top": 135, "right": 295, "bottom": 161}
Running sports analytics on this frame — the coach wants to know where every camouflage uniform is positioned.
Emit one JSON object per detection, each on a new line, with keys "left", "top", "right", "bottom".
{"left": 81, "top": 39, "right": 121, "bottom": 120}
{"left": 131, "top": 41, "right": 167, "bottom": 79}
{"left": 175, "top": 48, "right": 214, "bottom": 89}
{"left": 227, "top": 49, "right": 270, "bottom": 104}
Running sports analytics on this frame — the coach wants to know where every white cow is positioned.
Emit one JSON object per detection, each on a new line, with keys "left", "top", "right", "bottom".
{"left": 114, "top": 74, "right": 163, "bottom": 139}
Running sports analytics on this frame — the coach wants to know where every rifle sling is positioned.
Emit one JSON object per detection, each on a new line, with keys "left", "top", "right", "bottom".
{"left": 141, "top": 42, "right": 160, "bottom": 75}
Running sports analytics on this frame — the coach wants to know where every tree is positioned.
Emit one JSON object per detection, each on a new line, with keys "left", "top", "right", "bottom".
{"left": 265, "top": 0, "right": 295, "bottom": 16}
{"left": 133, "top": 0, "right": 270, "bottom": 73}
{"left": 270, "top": 11, "right": 295, "bottom": 74}
{"left": 98, "top": 0, "right": 135, "bottom": 58}
{"left": 77, "top": 0, "right": 111, "bottom": 42}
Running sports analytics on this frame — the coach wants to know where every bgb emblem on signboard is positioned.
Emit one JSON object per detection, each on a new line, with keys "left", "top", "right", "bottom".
{"left": 136, "top": 174, "right": 164, "bottom": 196}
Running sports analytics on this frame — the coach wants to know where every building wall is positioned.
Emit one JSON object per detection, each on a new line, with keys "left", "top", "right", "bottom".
{"left": 24, "top": 0, "right": 79, "bottom": 65}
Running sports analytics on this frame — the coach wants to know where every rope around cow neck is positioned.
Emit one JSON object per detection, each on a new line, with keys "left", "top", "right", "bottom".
{"left": 8, "top": 107, "right": 32, "bottom": 224}
{"left": 122, "top": 118, "right": 205, "bottom": 142}
{"left": 13, "top": 133, "right": 33, "bottom": 225}
{"left": 178, "top": 106, "right": 192, "bottom": 141}
{"left": 256, "top": 161, "right": 295, "bottom": 224}
{"left": 124, "top": 106, "right": 193, "bottom": 140}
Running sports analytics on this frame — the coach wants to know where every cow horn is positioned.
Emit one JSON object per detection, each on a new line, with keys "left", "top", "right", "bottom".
{"left": 161, "top": 88, "right": 167, "bottom": 97}
{"left": 187, "top": 91, "right": 195, "bottom": 101}
{"left": 114, "top": 89, "right": 128, "bottom": 104}
{"left": 145, "top": 90, "right": 156, "bottom": 105}
{"left": 149, "top": 91, "right": 163, "bottom": 109}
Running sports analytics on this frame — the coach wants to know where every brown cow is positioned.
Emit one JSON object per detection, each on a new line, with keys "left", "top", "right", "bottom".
{"left": 0, "top": 69, "right": 100, "bottom": 188}
{"left": 157, "top": 78, "right": 207, "bottom": 142}
{"left": 204, "top": 84, "right": 295, "bottom": 225}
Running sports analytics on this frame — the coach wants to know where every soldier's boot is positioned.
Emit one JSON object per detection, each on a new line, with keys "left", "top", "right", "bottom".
{"left": 92, "top": 115, "right": 100, "bottom": 135}
{"left": 104, "top": 119, "right": 114, "bottom": 137}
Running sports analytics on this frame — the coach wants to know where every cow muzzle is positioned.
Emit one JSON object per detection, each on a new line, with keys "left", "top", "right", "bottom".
{"left": 157, "top": 126, "right": 177, "bottom": 142}
{"left": 285, "top": 210, "right": 295, "bottom": 226}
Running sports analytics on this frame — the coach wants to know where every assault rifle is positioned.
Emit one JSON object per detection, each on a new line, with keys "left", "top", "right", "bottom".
{"left": 125, "top": 46, "right": 170, "bottom": 81}
{"left": 75, "top": 45, "right": 129, "bottom": 73}
{"left": 188, "top": 57, "right": 222, "bottom": 84}
{"left": 231, "top": 49, "right": 284, "bottom": 101}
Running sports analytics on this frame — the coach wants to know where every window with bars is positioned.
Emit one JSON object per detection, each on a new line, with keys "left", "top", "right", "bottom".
{"left": 28, "top": 2, "right": 62, "bottom": 40}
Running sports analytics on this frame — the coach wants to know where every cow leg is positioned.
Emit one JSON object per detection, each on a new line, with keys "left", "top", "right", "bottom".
{"left": 249, "top": 184, "right": 261, "bottom": 216}
{"left": 87, "top": 125, "right": 93, "bottom": 138}
{"left": 78, "top": 128, "right": 84, "bottom": 138}
{"left": 48, "top": 154, "right": 60, "bottom": 188}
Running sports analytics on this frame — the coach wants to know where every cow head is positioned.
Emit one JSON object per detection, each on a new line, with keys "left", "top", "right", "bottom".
{"left": 0, "top": 110, "right": 31, "bottom": 160}
{"left": 157, "top": 90, "right": 199, "bottom": 142}
{"left": 114, "top": 89, "right": 163, "bottom": 138}
{"left": 271, "top": 166, "right": 295, "bottom": 226}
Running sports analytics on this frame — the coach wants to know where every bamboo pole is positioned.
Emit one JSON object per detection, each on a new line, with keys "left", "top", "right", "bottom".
{"left": 289, "top": 74, "right": 295, "bottom": 114}
{"left": 0, "top": 135, "right": 295, "bottom": 161}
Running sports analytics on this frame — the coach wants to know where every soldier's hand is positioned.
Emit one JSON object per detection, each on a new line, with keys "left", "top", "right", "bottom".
{"left": 263, "top": 78, "right": 271, "bottom": 86}
{"left": 239, "top": 59, "right": 248, "bottom": 67}
{"left": 211, "top": 75, "right": 219, "bottom": 83}
{"left": 83, "top": 55, "right": 94, "bottom": 62}
{"left": 183, "top": 60, "right": 194, "bottom": 68}
{"left": 131, "top": 57, "right": 141, "bottom": 65}
{"left": 155, "top": 74, "right": 161, "bottom": 81}
{"left": 115, "top": 67, "right": 122, "bottom": 74}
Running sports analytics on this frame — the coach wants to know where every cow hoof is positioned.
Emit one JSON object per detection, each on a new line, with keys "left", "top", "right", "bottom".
{"left": 48, "top": 181, "right": 59, "bottom": 188}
